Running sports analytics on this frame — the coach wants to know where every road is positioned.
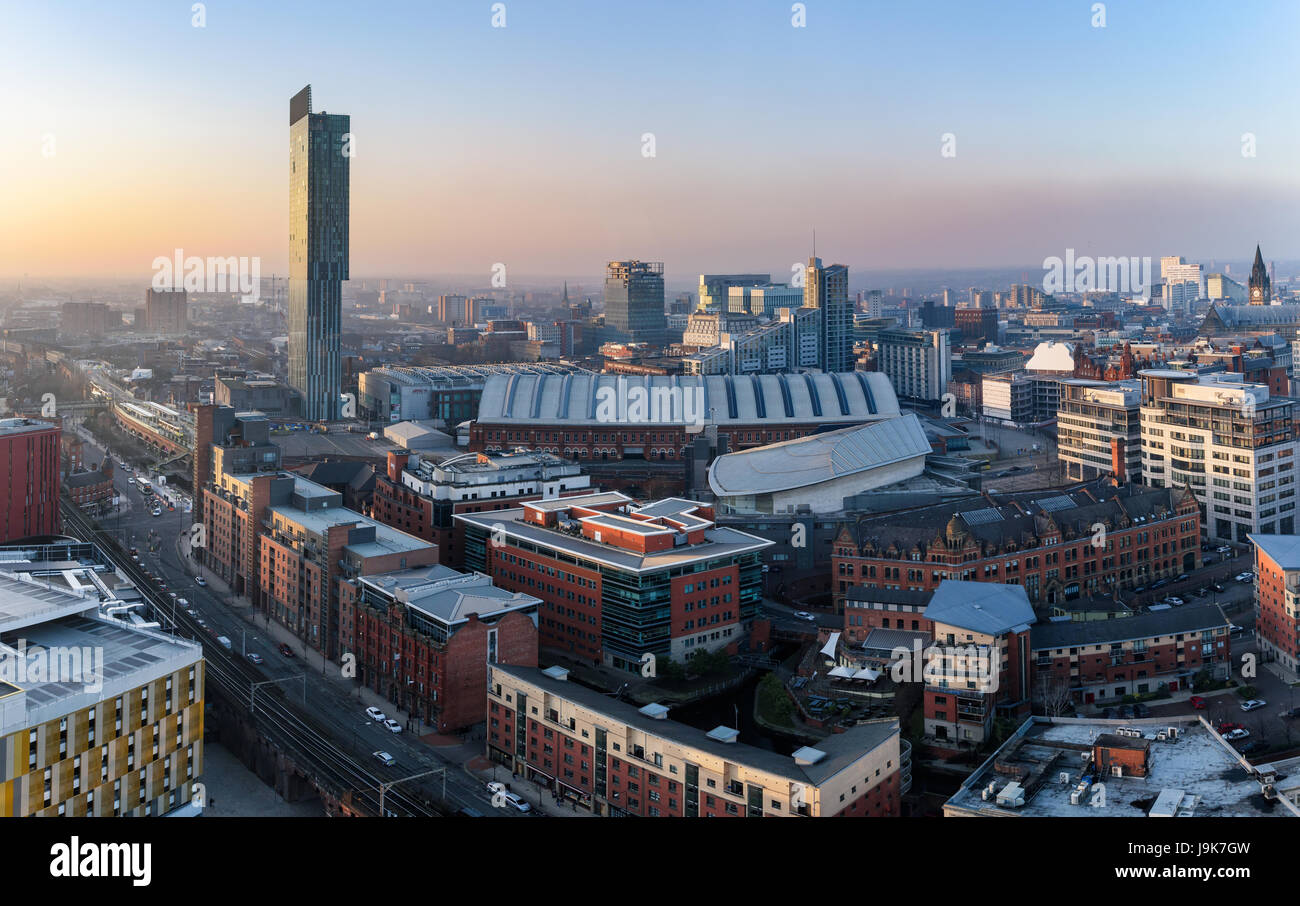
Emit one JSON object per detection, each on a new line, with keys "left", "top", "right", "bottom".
{"left": 69, "top": 427, "right": 523, "bottom": 818}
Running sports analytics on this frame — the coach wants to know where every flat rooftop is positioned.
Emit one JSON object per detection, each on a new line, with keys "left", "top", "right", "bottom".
{"left": 945, "top": 717, "right": 1300, "bottom": 818}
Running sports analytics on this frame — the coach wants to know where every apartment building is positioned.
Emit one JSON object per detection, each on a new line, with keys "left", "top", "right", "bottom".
{"left": 1249, "top": 533, "right": 1300, "bottom": 676}
{"left": 0, "top": 418, "right": 60, "bottom": 544}
{"left": 457, "top": 493, "right": 771, "bottom": 672}
{"left": 1031, "top": 603, "right": 1231, "bottom": 704}
{"left": 1139, "top": 369, "right": 1298, "bottom": 544}
{"left": 488, "top": 664, "right": 904, "bottom": 816}
{"left": 875, "top": 329, "right": 952, "bottom": 403}
{"left": 0, "top": 573, "right": 204, "bottom": 816}
{"left": 1056, "top": 379, "right": 1142, "bottom": 483}
{"left": 338, "top": 564, "right": 540, "bottom": 732}
{"left": 369, "top": 449, "right": 593, "bottom": 567}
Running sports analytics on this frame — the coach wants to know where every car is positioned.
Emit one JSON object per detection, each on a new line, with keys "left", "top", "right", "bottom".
{"left": 278, "top": 643, "right": 294, "bottom": 657}
{"left": 1133, "top": 703, "right": 1152, "bottom": 718}
{"left": 195, "top": 576, "right": 207, "bottom": 587}
{"left": 486, "top": 782, "right": 530, "bottom": 812}
{"left": 1236, "top": 572, "right": 1254, "bottom": 583}
{"left": 1217, "top": 721, "right": 1245, "bottom": 733}
{"left": 486, "top": 781, "right": 508, "bottom": 796}
{"left": 246, "top": 652, "right": 264, "bottom": 665}
{"left": 1230, "top": 623, "right": 1244, "bottom": 633}
{"left": 1211, "top": 582, "right": 1226, "bottom": 593}
{"left": 1217, "top": 545, "right": 1232, "bottom": 554}
{"left": 1176, "top": 573, "right": 1189, "bottom": 582}
{"left": 372, "top": 750, "right": 396, "bottom": 766}
{"left": 1118, "top": 705, "right": 1135, "bottom": 719}
{"left": 365, "top": 706, "right": 387, "bottom": 722}
{"left": 1189, "top": 695, "right": 1207, "bottom": 710}
{"left": 1282, "top": 707, "right": 1300, "bottom": 720}
{"left": 383, "top": 719, "right": 402, "bottom": 733}
{"left": 500, "top": 794, "right": 531, "bottom": 813}
{"left": 168, "top": 592, "right": 178, "bottom": 600}
{"left": 1203, "top": 556, "right": 1216, "bottom": 565}
{"left": 1164, "top": 596, "right": 1184, "bottom": 607}
{"left": 1151, "top": 578, "right": 1170, "bottom": 589}
{"left": 1241, "top": 699, "right": 1267, "bottom": 712}
{"left": 792, "top": 611, "right": 816, "bottom": 621}
{"left": 176, "top": 598, "right": 188, "bottom": 607}
{"left": 1222, "top": 728, "right": 1250, "bottom": 741}
{"left": 1195, "top": 587, "right": 1209, "bottom": 597}
{"left": 1133, "top": 585, "right": 1147, "bottom": 594}
{"left": 1099, "top": 707, "right": 1115, "bottom": 719}
{"left": 186, "top": 608, "right": 198, "bottom": 617}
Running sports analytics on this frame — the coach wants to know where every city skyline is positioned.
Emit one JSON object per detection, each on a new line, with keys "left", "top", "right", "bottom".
{"left": 4, "top": 0, "right": 1300, "bottom": 280}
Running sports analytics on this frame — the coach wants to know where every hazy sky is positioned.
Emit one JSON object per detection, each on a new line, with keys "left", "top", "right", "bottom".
{"left": 3, "top": 0, "right": 1299, "bottom": 283}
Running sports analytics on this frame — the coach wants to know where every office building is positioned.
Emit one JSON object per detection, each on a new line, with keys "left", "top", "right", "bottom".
{"left": 604, "top": 261, "right": 666, "bottom": 345}
{"left": 954, "top": 307, "right": 999, "bottom": 344}
{"left": 288, "top": 84, "right": 350, "bottom": 421}
{"left": 698, "top": 274, "right": 770, "bottom": 312}
{"left": 805, "top": 257, "right": 853, "bottom": 373}
{"left": 726, "top": 283, "right": 803, "bottom": 318}
{"left": 1139, "top": 369, "right": 1298, "bottom": 543}
{"left": 1056, "top": 379, "right": 1142, "bottom": 482}
{"left": 457, "top": 494, "right": 771, "bottom": 671}
{"left": 488, "top": 664, "right": 905, "bottom": 816}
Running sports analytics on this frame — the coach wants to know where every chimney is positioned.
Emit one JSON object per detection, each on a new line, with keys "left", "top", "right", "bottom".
{"left": 387, "top": 451, "right": 409, "bottom": 482}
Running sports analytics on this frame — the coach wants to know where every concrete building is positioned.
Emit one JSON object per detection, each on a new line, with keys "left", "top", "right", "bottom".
{"left": 805, "top": 257, "right": 853, "bottom": 373}
{"left": 683, "top": 307, "right": 821, "bottom": 376}
{"left": 59, "top": 302, "right": 119, "bottom": 337}
{"left": 214, "top": 373, "right": 297, "bottom": 416}
{"left": 604, "top": 260, "right": 667, "bottom": 345}
{"left": 698, "top": 274, "right": 770, "bottom": 312}
{"left": 457, "top": 494, "right": 771, "bottom": 671}
{"left": 339, "top": 563, "right": 540, "bottom": 732}
{"left": 876, "top": 329, "right": 952, "bottom": 402}
{"left": 1056, "top": 379, "right": 1142, "bottom": 483}
{"left": 143, "top": 288, "right": 187, "bottom": 335}
{"left": 726, "top": 283, "right": 803, "bottom": 318}
{"left": 1139, "top": 369, "right": 1298, "bottom": 543}
{"left": 487, "top": 663, "right": 905, "bottom": 816}
{"left": 0, "top": 571, "right": 204, "bottom": 816}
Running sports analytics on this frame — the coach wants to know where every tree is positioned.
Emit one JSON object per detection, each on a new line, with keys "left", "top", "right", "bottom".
{"left": 1037, "top": 674, "right": 1074, "bottom": 718}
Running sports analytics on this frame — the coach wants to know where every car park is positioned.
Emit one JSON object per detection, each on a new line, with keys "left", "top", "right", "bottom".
{"left": 373, "top": 751, "right": 396, "bottom": 766}
{"left": 1241, "top": 699, "right": 1267, "bottom": 712}
{"left": 366, "top": 706, "right": 387, "bottom": 722}
{"left": 383, "top": 719, "right": 402, "bottom": 733}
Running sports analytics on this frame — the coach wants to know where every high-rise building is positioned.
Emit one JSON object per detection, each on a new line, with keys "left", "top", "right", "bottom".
{"left": 805, "top": 257, "right": 852, "bottom": 372}
{"left": 603, "top": 260, "right": 666, "bottom": 344}
{"left": 1056, "top": 379, "right": 1142, "bottom": 483}
{"left": 436, "top": 294, "right": 467, "bottom": 325}
{"left": 1249, "top": 244, "right": 1272, "bottom": 305}
{"left": 0, "top": 418, "right": 60, "bottom": 543}
{"left": 144, "top": 288, "right": 187, "bottom": 335}
{"left": 876, "top": 329, "right": 951, "bottom": 403}
{"left": 60, "top": 302, "right": 119, "bottom": 336}
{"left": 1140, "top": 369, "right": 1298, "bottom": 543}
{"left": 697, "top": 274, "right": 769, "bottom": 312}
{"left": 288, "top": 84, "right": 350, "bottom": 422}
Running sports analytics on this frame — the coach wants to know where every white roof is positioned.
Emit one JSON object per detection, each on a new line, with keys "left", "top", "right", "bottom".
{"left": 828, "top": 665, "right": 857, "bottom": 678}
{"left": 707, "top": 413, "right": 930, "bottom": 497}
{"left": 1025, "top": 341, "right": 1075, "bottom": 372}
{"left": 819, "top": 631, "right": 841, "bottom": 659}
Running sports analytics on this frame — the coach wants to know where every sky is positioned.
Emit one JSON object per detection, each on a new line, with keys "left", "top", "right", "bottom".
{"left": 2, "top": 0, "right": 1299, "bottom": 283}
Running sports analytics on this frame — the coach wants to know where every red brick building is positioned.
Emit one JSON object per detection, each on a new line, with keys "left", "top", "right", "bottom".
{"left": 1248, "top": 533, "right": 1300, "bottom": 676}
{"left": 65, "top": 464, "right": 114, "bottom": 512}
{"left": 0, "top": 418, "right": 60, "bottom": 543}
{"left": 488, "top": 663, "right": 905, "bottom": 816}
{"left": 339, "top": 564, "right": 540, "bottom": 732}
{"left": 1030, "top": 603, "right": 1231, "bottom": 704}
{"left": 833, "top": 479, "right": 1201, "bottom": 613}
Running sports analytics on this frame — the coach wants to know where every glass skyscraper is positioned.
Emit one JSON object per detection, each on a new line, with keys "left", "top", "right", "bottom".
{"left": 289, "top": 84, "right": 349, "bottom": 421}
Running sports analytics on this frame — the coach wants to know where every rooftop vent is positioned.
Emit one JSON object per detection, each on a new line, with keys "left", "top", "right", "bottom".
{"left": 638, "top": 702, "right": 669, "bottom": 720}
{"left": 792, "top": 745, "right": 828, "bottom": 766}
{"left": 706, "top": 725, "right": 739, "bottom": 743}
{"left": 541, "top": 666, "right": 569, "bottom": 682}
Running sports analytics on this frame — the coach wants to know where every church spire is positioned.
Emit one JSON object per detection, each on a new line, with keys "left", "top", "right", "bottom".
{"left": 1249, "top": 244, "right": 1271, "bottom": 304}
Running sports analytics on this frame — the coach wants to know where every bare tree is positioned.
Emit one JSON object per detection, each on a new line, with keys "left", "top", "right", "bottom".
{"left": 1037, "top": 674, "right": 1074, "bottom": 718}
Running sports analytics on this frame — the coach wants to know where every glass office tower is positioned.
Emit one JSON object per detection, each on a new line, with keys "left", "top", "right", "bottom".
{"left": 289, "top": 84, "right": 350, "bottom": 421}
{"left": 603, "top": 260, "right": 667, "bottom": 344}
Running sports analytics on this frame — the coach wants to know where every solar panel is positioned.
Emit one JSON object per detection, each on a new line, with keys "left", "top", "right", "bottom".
{"left": 1036, "top": 495, "right": 1077, "bottom": 513}
{"left": 961, "top": 508, "right": 1003, "bottom": 526}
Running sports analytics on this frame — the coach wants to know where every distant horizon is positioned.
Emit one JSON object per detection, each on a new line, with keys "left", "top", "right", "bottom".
{"left": 4, "top": 0, "right": 1300, "bottom": 279}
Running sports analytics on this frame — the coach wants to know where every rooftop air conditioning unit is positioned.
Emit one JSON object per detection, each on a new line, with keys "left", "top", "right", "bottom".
{"left": 1167, "top": 727, "right": 1179, "bottom": 739}
{"left": 1058, "top": 771, "right": 1071, "bottom": 785}
{"left": 1070, "top": 789, "right": 1083, "bottom": 805}
{"left": 1111, "top": 765, "right": 1123, "bottom": 777}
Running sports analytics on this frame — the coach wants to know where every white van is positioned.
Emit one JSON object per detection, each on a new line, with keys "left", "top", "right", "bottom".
{"left": 216, "top": 636, "right": 232, "bottom": 651}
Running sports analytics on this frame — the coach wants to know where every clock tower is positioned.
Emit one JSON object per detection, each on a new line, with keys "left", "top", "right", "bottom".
{"left": 1249, "top": 244, "right": 1271, "bottom": 305}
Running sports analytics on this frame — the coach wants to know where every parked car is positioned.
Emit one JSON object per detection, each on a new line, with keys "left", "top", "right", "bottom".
{"left": 1099, "top": 707, "right": 1115, "bottom": 718}
{"left": 1217, "top": 545, "right": 1232, "bottom": 554}
{"left": 246, "top": 652, "right": 264, "bottom": 665}
{"left": 1223, "top": 728, "right": 1250, "bottom": 741}
{"left": 1217, "top": 721, "right": 1245, "bottom": 733}
{"left": 1281, "top": 707, "right": 1300, "bottom": 720}
{"left": 1133, "top": 703, "right": 1152, "bottom": 718}
{"left": 1165, "top": 596, "right": 1184, "bottom": 607}
{"left": 365, "top": 706, "right": 387, "bottom": 722}
{"left": 1118, "top": 705, "right": 1135, "bottom": 719}
{"left": 1189, "top": 695, "right": 1207, "bottom": 710}
{"left": 176, "top": 597, "right": 188, "bottom": 607}
{"left": 186, "top": 608, "right": 198, "bottom": 617}
{"left": 1176, "top": 573, "right": 1189, "bottom": 582}
{"left": 1241, "top": 699, "right": 1267, "bottom": 712}
{"left": 1133, "top": 585, "right": 1147, "bottom": 594}
{"left": 278, "top": 643, "right": 294, "bottom": 657}
{"left": 373, "top": 750, "right": 396, "bottom": 766}
{"left": 1152, "top": 578, "right": 1170, "bottom": 589}
{"left": 1235, "top": 572, "right": 1254, "bottom": 583}
{"left": 383, "top": 719, "right": 402, "bottom": 733}
{"left": 486, "top": 783, "right": 530, "bottom": 812}
{"left": 195, "top": 576, "right": 207, "bottom": 587}
{"left": 1235, "top": 740, "right": 1266, "bottom": 754}
{"left": 792, "top": 611, "right": 816, "bottom": 621}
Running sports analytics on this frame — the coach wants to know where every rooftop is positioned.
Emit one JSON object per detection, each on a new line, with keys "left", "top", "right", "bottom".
{"left": 707, "top": 412, "right": 931, "bottom": 498}
{"left": 1249, "top": 533, "right": 1300, "bottom": 571}
{"left": 0, "top": 417, "right": 58, "bottom": 437}
{"left": 1031, "top": 603, "right": 1229, "bottom": 650}
{"left": 494, "top": 664, "right": 899, "bottom": 788}
{"left": 361, "top": 565, "right": 540, "bottom": 625}
{"left": 925, "top": 580, "right": 1035, "bottom": 636}
{"left": 945, "top": 717, "right": 1300, "bottom": 818}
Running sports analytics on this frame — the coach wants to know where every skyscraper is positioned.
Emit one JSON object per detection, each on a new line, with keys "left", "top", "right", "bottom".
{"left": 289, "top": 84, "right": 350, "bottom": 421}
{"left": 603, "top": 260, "right": 666, "bottom": 344}
{"left": 804, "top": 256, "right": 852, "bottom": 372}
{"left": 1249, "top": 244, "right": 1271, "bottom": 305}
